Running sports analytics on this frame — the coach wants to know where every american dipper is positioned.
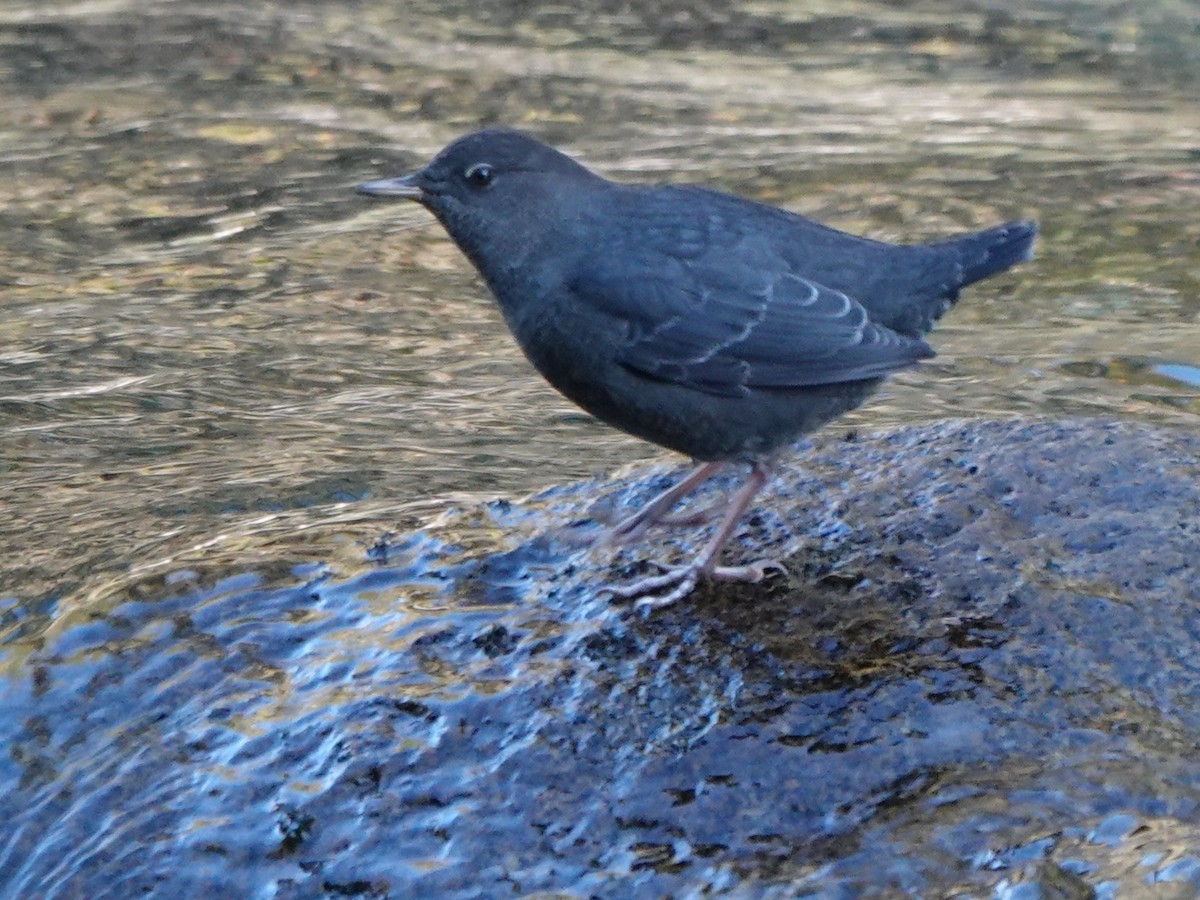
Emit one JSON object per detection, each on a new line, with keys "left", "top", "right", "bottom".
{"left": 359, "top": 129, "right": 1036, "bottom": 607}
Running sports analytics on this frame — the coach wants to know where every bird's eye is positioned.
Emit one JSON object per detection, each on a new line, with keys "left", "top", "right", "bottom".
{"left": 464, "top": 163, "right": 494, "bottom": 188}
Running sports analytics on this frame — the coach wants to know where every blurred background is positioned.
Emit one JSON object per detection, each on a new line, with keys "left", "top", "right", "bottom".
{"left": 1, "top": 0, "right": 1197, "bottom": 607}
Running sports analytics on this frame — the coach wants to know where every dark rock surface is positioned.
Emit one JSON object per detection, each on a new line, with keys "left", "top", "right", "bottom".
{"left": 3, "top": 418, "right": 1199, "bottom": 898}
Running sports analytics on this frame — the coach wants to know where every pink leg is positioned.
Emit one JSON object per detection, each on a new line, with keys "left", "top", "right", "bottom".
{"left": 604, "top": 459, "right": 787, "bottom": 608}
{"left": 600, "top": 461, "right": 725, "bottom": 546}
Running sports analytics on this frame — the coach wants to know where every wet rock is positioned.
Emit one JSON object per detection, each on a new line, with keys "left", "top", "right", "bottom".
{"left": 2, "top": 418, "right": 1199, "bottom": 897}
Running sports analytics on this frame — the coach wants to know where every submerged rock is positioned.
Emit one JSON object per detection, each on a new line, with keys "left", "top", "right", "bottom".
{"left": 3, "top": 418, "right": 1199, "bottom": 897}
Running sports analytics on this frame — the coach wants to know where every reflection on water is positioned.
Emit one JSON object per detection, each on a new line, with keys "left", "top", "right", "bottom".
{"left": 1, "top": 1, "right": 1196, "bottom": 606}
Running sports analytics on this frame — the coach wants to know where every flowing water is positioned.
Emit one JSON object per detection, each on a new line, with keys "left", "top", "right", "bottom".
{"left": 2, "top": 0, "right": 1197, "bottom": 606}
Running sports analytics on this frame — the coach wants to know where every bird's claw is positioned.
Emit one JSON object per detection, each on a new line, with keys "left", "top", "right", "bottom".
{"left": 602, "top": 557, "right": 788, "bottom": 609}
{"left": 710, "top": 558, "right": 788, "bottom": 583}
{"left": 602, "top": 563, "right": 699, "bottom": 609}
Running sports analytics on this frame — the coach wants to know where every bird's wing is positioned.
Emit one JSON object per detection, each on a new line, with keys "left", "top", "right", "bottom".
{"left": 571, "top": 255, "right": 934, "bottom": 398}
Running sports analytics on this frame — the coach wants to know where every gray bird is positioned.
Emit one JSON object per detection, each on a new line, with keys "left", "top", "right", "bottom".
{"left": 359, "top": 129, "right": 1036, "bottom": 607}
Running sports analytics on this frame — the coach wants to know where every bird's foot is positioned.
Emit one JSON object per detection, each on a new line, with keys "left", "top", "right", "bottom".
{"left": 604, "top": 557, "right": 787, "bottom": 610}
{"left": 602, "top": 564, "right": 701, "bottom": 609}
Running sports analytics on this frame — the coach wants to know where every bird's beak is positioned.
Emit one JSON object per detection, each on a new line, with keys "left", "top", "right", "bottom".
{"left": 357, "top": 172, "right": 426, "bottom": 201}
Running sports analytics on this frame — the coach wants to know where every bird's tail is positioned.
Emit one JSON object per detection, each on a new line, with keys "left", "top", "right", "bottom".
{"left": 943, "top": 220, "right": 1038, "bottom": 287}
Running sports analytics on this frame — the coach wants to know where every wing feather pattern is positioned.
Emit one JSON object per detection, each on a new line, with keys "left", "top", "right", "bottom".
{"left": 572, "top": 254, "right": 933, "bottom": 398}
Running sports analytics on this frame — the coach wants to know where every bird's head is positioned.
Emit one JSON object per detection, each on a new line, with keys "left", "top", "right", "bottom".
{"left": 358, "top": 129, "right": 604, "bottom": 271}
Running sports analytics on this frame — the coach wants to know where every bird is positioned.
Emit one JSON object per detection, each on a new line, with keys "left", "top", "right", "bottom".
{"left": 358, "top": 129, "right": 1036, "bottom": 607}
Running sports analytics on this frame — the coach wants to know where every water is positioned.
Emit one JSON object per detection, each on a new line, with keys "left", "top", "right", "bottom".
{"left": 1, "top": 1, "right": 1199, "bottom": 895}
{"left": 2, "top": 0, "right": 1197, "bottom": 605}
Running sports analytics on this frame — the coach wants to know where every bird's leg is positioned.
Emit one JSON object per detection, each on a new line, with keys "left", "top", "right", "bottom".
{"left": 599, "top": 461, "right": 724, "bottom": 546}
{"left": 604, "top": 459, "right": 787, "bottom": 609}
